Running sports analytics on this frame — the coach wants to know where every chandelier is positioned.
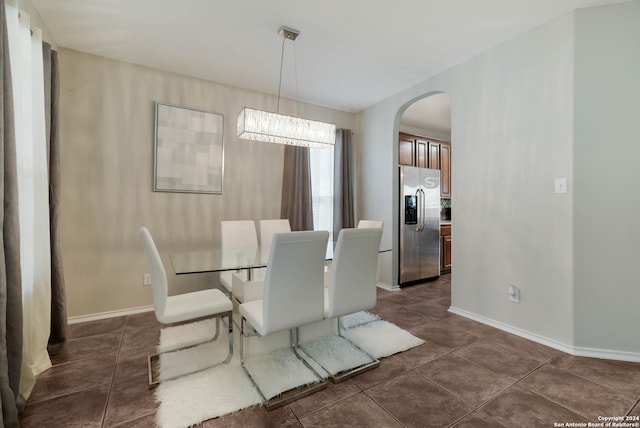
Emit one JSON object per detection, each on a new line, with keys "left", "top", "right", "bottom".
{"left": 237, "top": 26, "right": 336, "bottom": 149}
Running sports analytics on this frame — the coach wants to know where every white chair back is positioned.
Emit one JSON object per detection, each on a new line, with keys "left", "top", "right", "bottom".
{"left": 221, "top": 220, "right": 258, "bottom": 248}
{"left": 357, "top": 220, "right": 383, "bottom": 229}
{"left": 326, "top": 227, "right": 383, "bottom": 319}
{"left": 258, "top": 219, "right": 291, "bottom": 248}
{"left": 262, "top": 230, "right": 329, "bottom": 335}
{"left": 138, "top": 227, "right": 168, "bottom": 319}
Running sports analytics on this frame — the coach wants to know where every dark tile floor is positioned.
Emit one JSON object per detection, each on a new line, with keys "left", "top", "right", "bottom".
{"left": 19, "top": 274, "right": 640, "bottom": 427}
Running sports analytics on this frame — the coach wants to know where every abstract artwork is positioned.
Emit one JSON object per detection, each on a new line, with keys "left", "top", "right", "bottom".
{"left": 154, "top": 103, "right": 224, "bottom": 194}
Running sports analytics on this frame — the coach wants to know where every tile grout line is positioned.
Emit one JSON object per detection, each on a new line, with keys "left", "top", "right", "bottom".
{"left": 546, "top": 355, "right": 640, "bottom": 405}
{"left": 487, "top": 353, "right": 638, "bottom": 423}
{"left": 414, "top": 368, "right": 481, "bottom": 422}
{"left": 418, "top": 359, "right": 519, "bottom": 415}
{"left": 100, "top": 316, "right": 128, "bottom": 428}
{"left": 362, "top": 388, "right": 408, "bottom": 428}
{"left": 518, "top": 356, "right": 638, "bottom": 420}
{"left": 517, "top": 380, "right": 595, "bottom": 421}
{"left": 23, "top": 329, "right": 128, "bottom": 409}
{"left": 289, "top": 380, "right": 363, "bottom": 422}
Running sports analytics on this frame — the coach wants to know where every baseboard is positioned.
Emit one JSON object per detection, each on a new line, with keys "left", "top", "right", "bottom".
{"left": 570, "top": 346, "right": 640, "bottom": 363}
{"left": 68, "top": 305, "right": 154, "bottom": 324}
{"left": 448, "top": 306, "right": 640, "bottom": 363}
{"left": 376, "top": 282, "right": 401, "bottom": 292}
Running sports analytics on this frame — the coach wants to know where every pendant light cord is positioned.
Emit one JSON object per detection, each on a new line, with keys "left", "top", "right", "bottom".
{"left": 276, "top": 36, "right": 286, "bottom": 114}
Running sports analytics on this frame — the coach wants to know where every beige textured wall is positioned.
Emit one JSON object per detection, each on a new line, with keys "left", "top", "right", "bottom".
{"left": 59, "top": 48, "right": 355, "bottom": 318}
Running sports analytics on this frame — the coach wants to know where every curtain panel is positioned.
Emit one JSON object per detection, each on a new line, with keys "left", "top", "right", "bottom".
{"left": 333, "top": 129, "right": 354, "bottom": 238}
{"left": 281, "top": 145, "right": 314, "bottom": 231}
{"left": 5, "top": 1, "right": 53, "bottom": 403}
{"left": 43, "top": 43, "right": 66, "bottom": 356}
{"left": 1, "top": 0, "right": 24, "bottom": 425}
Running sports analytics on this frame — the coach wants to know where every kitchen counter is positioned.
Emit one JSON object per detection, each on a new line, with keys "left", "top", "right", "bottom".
{"left": 441, "top": 220, "right": 452, "bottom": 225}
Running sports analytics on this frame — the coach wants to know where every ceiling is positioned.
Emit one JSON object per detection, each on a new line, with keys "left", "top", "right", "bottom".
{"left": 32, "top": 0, "right": 620, "bottom": 116}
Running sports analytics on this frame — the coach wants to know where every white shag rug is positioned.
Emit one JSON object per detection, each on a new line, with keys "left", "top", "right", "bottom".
{"left": 154, "top": 312, "right": 424, "bottom": 428}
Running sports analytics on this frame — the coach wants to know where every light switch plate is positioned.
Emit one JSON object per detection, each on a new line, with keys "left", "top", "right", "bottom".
{"left": 554, "top": 178, "right": 568, "bottom": 194}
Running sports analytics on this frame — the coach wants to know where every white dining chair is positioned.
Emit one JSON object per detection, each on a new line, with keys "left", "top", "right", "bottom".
{"left": 357, "top": 219, "right": 384, "bottom": 229}
{"left": 325, "top": 220, "right": 382, "bottom": 274}
{"left": 258, "top": 219, "right": 291, "bottom": 248}
{"left": 315, "top": 227, "right": 383, "bottom": 382}
{"left": 224, "top": 219, "right": 291, "bottom": 303}
{"left": 138, "top": 226, "right": 233, "bottom": 386}
{"left": 357, "top": 219, "right": 383, "bottom": 284}
{"left": 220, "top": 220, "right": 258, "bottom": 295}
{"left": 239, "top": 230, "right": 329, "bottom": 409}
{"left": 230, "top": 219, "right": 291, "bottom": 304}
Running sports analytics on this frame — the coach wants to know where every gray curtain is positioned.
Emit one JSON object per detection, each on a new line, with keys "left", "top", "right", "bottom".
{"left": 281, "top": 145, "right": 313, "bottom": 231}
{"left": 1, "top": 0, "right": 25, "bottom": 424}
{"left": 333, "top": 129, "right": 354, "bottom": 238}
{"left": 43, "top": 43, "right": 67, "bottom": 356}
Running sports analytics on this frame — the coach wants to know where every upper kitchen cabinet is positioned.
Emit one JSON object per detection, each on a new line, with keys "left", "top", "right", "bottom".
{"left": 427, "top": 140, "right": 440, "bottom": 170}
{"left": 440, "top": 142, "right": 451, "bottom": 198}
{"left": 398, "top": 132, "right": 451, "bottom": 198}
{"left": 399, "top": 132, "right": 415, "bottom": 166}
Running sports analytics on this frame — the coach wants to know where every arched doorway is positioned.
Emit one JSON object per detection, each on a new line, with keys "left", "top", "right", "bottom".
{"left": 396, "top": 92, "right": 452, "bottom": 287}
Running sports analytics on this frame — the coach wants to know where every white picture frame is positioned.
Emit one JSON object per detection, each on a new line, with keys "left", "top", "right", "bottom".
{"left": 153, "top": 103, "right": 224, "bottom": 194}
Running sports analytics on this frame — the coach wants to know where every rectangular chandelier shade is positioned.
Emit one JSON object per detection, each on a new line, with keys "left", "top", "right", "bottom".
{"left": 237, "top": 107, "right": 336, "bottom": 149}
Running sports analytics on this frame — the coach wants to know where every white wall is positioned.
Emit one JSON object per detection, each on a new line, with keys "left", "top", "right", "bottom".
{"left": 573, "top": 1, "right": 640, "bottom": 355}
{"left": 358, "top": 15, "right": 576, "bottom": 346}
{"left": 59, "top": 49, "right": 356, "bottom": 317}
{"left": 357, "top": 1, "right": 640, "bottom": 358}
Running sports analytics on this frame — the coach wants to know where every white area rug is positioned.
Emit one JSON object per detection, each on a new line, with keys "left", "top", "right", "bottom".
{"left": 154, "top": 312, "right": 424, "bottom": 428}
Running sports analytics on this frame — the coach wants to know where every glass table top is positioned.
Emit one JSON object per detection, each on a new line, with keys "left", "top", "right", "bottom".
{"left": 170, "top": 243, "right": 390, "bottom": 275}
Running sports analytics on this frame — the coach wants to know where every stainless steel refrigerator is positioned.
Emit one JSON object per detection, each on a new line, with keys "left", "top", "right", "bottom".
{"left": 399, "top": 165, "right": 441, "bottom": 285}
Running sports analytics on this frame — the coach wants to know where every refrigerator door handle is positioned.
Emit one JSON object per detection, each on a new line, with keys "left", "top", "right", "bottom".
{"left": 414, "top": 189, "right": 421, "bottom": 232}
{"left": 417, "top": 188, "right": 425, "bottom": 232}
{"left": 421, "top": 188, "right": 426, "bottom": 232}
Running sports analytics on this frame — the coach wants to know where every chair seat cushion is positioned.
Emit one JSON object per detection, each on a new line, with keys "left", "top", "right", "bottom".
{"left": 239, "top": 299, "right": 265, "bottom": 336}
{"left": 161, "top": 288, "right": 232, "bottom": 324}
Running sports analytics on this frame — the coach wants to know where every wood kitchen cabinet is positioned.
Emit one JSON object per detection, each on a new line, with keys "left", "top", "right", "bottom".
{"left": 440, "top": 143, "right": 451, "bottom": 198}
{"left": 399, "top": 132, "right": 451, "bottom": 198}
{"left": 440, "top": 224, "right": 452, "bottom": 273}
{"left": 427, "top": 141, "right": 440, "bottom": 169}
{"left": 399, "top": 133, "right": 415, "bottom": 166}
{"left": 416, "top": 139, "right": 428, "bottom": 168}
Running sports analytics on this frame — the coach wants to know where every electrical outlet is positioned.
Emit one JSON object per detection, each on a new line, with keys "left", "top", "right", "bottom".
{"left": 508, "top": 285, "right": 520, "bottom": 303}
{"left": 554, "top": 178, "right": 568, "bottom": 193}
{"left": 143, "top": 273, "right": 151, "bottom": 286}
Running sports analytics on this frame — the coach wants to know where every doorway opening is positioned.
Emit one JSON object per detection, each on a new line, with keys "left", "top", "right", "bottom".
{"left": 397, "top": 92, "right": 452, "bottom": 284}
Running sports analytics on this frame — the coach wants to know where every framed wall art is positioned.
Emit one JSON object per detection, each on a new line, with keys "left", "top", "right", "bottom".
{"left": 153, "top": 103, "right": 224, "bottom": 194}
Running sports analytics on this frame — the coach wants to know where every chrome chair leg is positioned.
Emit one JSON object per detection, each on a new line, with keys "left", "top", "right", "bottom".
{"left": 239, "top": 319, "right": 327, "bottom": 410}
{"left": 334, "top": 317, "right": 380, "bottom": 382}
{"left": 290, "top": 327, "right": 328, "bottom": 384}
{"left": 239, "top": 316, "right": 267, "bottom": 403}
{"left": 301, "top": 317, "right": 380, "bottom": 384}
{"left": 148, "top": 311, "right": 233, "bottom": 387}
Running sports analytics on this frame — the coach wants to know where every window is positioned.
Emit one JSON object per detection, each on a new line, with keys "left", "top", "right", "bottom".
{"left": 309, "top": 146, "right": 334, "bottom": 240}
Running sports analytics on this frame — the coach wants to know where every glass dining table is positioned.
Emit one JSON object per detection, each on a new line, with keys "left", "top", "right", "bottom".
{"left": 170, "top": 242, "right": 390, "bottom": 277}
{"left": 171, "top": 245, "right": 276, "bottom": 277}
